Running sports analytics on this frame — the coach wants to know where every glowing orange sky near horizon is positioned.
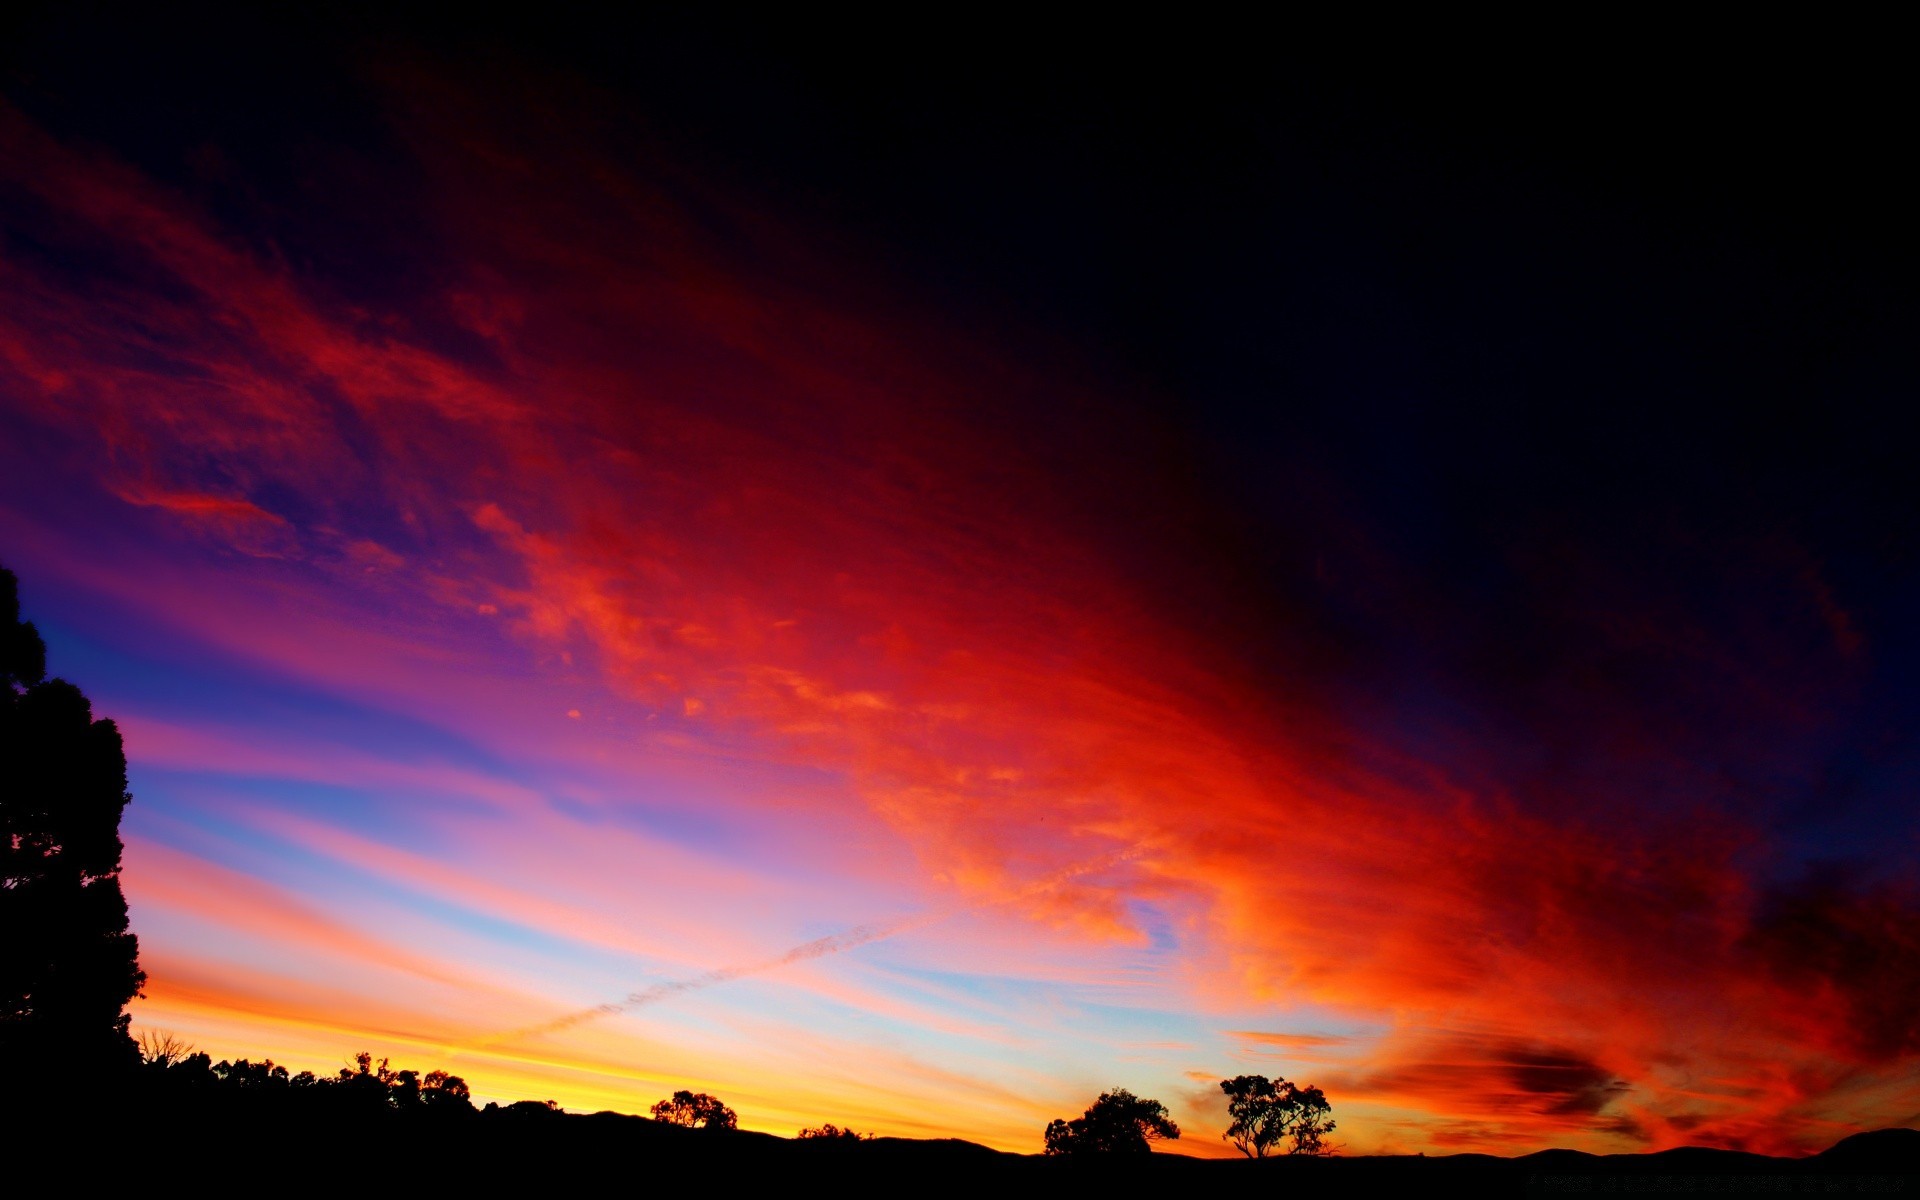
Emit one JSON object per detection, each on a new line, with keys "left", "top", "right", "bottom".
{"left": 2, "top": 77, "right": 1916, "bottom": 1157}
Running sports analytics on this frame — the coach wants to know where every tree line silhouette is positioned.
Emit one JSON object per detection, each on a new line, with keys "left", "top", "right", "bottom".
{"left": 134, "top": 1035, "right": 483, "bottom": 1115}
{"left": 131, "top": 1028, "right": 1336, "bottom": 1159}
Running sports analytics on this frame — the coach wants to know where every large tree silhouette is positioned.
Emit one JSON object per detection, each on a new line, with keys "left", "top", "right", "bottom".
{"left": 0, "top": 566, "right": 145, "bottom": 1086}
{"left": 1220, "top": 1074, "right": 1336, "bottom": 1157}
{"left": 650, "top": 1089, "right": 737, "bottom": 1130}
{"left": 1043, "top": 1088, "right": 1180, "bottom": 1156}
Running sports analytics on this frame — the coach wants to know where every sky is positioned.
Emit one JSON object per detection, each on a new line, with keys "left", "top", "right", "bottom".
{"left": 3, "top": 11, "right": 1918, "bottom": 1156}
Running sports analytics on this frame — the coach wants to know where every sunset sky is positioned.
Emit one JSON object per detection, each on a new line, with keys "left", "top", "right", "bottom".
{"left": 3, "top": 13, "right": 1916, "bottom": 1156}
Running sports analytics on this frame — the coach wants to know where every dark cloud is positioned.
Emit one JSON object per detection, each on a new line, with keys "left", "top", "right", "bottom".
{"left": 1502, "top": 1048, "right": 1630, "bottom": 1117}
{"left": 1339, "top": 1036, "right": 1630, "bottom": 1125}
{"left": 1743, "top": 868, "right": 1920, "bottom": 1061}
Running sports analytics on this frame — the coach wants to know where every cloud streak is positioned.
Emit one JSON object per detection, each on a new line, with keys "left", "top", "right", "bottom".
{"left": 464, "top": 846, "right": 1149, "bottom": 1049}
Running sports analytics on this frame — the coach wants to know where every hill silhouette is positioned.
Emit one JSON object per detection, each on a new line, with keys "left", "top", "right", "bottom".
{"left": 7, "top": 1073, "right": 1913, "bottom": 1193}
{"left": 1814, "top": 1128, "right": 1920, "bottom": 1169}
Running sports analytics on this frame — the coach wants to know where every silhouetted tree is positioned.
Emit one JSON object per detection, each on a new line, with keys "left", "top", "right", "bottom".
{"left": 390, "top": 1068, "right": 424, "bottom": 1107}
{"left": 338, "top": 1051, "right": 399, "bottom": 1110}
{"left": 650, "top": 1089, "right": 737, "bottom": 1130}
{"left": 798, "top": 1122, "right": 869, "bottom": 1141}
{"left": 137, "top": 1028, "right": 194, "bottom": 1069}
{"left": 214, "top": 1057, "right": 293, "bottom": 1089}
{"left": 0, "top": 566, "right": 145, "bottom": 1086}
{"left": 160, "top": 1051, "right": 217, "bottom": 1090}
{"left": 1042, "top": 1088, "right": 1180, "bottom": 1156}
{"left": 1220, "top": 1074, "right": 1336, "bottom": 1157}
{"left": 318, "top": 1050, "right": 474, "bottom": 1113}
{"left": 1285, "top": 1083, "right": 1336, "bottom": 1155}
{"left": 421, "top": 1069, "right": 475, "bottom": 1113}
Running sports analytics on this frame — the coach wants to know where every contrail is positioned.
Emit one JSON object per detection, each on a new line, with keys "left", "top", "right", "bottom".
{"left": 453, "top": 844, "right": 1146, "bottom": 1054}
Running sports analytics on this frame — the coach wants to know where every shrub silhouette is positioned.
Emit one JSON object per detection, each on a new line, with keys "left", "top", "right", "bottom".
{"left": 1220, "top": 1074, "right": 1336, "bottom": 1156}
{"left": 798, "top": 1122, "right": 869, "bottom": 1141}
{"left": 1043, "top": 1088, "right": 1180, "bottom": 1156}
{"left": 0, "top": 565, "right": 145, "bottom": 1088}
{"left": 651, "top": 1089, "right": 737, "bottom": 1130}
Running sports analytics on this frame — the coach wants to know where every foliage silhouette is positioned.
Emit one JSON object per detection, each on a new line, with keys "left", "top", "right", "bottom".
{"left": 798, "top": 1122, "right": 869, "bottom": 1141}
{"left": 650, "top": 1089, "right": 737, "bottom": 1130}
{"left": 23, "top": 1031, "right": 1920, "bottom": 1188}
{"left": 0, "top": 565, "right": 145, "bottom": 1087}
{"left": 1220, "top": 1074, "right": 1337, "bottom": 1156}
{"left": 134, "top": 1043, "right": 475, "bottom": 1116}
{"left": 1221, "top": 1075, "right": 1328, "bottom": 1159}
{"left": 1042, "top": 1088, "right": 1180, "bottom": 1156}
{"left": 421, "top": 1069, "right": 475, "bottom": 1111}
{"left": 326, "top": 1051, "right": 477, "bottom": 1112}
{"left": 1285, "top": 1083, "right": 1336, "bottom": 1155}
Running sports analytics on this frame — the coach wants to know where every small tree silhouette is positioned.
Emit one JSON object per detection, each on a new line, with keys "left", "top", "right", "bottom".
{"left": 323, "top": 1050, "right": 475, "bottom": 1112}
{"left": 798, "top": 1123, "right": 868, "bottom": 1141}
{"left": 338, "top": 1051, "right": 399, "bottom": 1110}
{"left": 1220, "top": 1074, "right": 1336, "bottom": 1156}
{"left": 214, "top": 1058, "right": 292, "bottom": 1089}
{"left": 421, "top": 1069, "right": 474, "bottom": 1112}
{"left": 650, "top": 1089, "right": 737, "bottom": 1130}
{"left": 0, "top": 566, "right": 146, "bottom": 1087}
{"left": 1043, "top": 1088, "right": 1180, "bottom": 1156}
{"left": 137, "top": 1029, "right": 195, "bottom": 1070}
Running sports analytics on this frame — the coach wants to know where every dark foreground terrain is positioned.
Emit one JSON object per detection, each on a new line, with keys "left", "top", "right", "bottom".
{"left": 9, "top": 1094, "right": 1915, "bottom": 1196}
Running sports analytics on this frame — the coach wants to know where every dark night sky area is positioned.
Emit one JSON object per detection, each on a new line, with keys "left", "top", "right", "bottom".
{"left": 9, "top": 9, "right": 1920, "bottom": 839}
{"left": 7, "top": 10, "right": 1917, "bottom": 865}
